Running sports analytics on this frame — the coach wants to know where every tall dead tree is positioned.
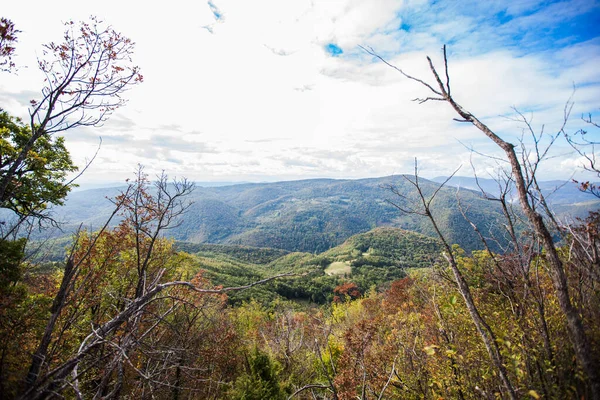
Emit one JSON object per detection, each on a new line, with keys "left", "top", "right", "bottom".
{"left": 363, "top": 44, "right": 600, "bottom": 398}
{"left": 386, "top": 166, "right": 518, "bottom": 399}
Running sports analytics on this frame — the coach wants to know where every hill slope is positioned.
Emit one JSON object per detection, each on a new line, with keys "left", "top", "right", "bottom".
{"left": 30, "top": 175, "right": 593, "bottom": 253}
{"left": 183, "top": 227, "right": 442, "bottom": 304}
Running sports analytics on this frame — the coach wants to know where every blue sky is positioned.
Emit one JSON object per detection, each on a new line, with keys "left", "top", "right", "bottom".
{"left": 400, "top": 0, "right": 600, "bottom": 52}
{"left": 1, "top": 0, "right": 599, "bottom": 183}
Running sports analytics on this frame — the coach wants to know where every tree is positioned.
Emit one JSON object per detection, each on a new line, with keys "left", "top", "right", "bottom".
{"left": 363, "top": 44, "right": 600, "bottom": 398}
{"left": 17, "top": 170, "right": 297, "bottom": 399}
{"left": 385, "top": 165, "right": 518, "bottom": 399}
{"left": 332, "top": 282, "right": 361, "bottom": 303}
{"left": 229, "top": 347, "right": 285, "bottom": 400}
{"left": 0, "top": 110, "right": 76, "bottom": 232}
{"left": 0, "top": 17, "right": 18, "bottom": 73}
{"left": 0, "top": 16, "right": 143, "bottom": 229}
{"left": 565, "top": 112, "right": 600, "bottom": 197}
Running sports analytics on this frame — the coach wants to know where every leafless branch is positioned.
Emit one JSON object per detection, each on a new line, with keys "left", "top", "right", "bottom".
{"left": 368, "top": 43, "right": 600, "bottom": 395}
{"left": 359, "top": 45, "right": 442, "bottom": 96}
{"left": 288, "top": 384, "right": 331, "bottom": 399}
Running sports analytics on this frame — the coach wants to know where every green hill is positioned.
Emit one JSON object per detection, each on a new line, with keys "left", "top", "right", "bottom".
{"left": 183, "top": 227, "right": 442, "bottom": 304}
{"left": 36, "top": 175, "right": 530, "bottom": 254}
{"left": 321, "top": 227, "right": 441, "bottom": 269}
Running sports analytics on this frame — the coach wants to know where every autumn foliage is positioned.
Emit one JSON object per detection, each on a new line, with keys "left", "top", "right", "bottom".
{"left": 2, "top": 14, "right": 600, "bottom": 400}
{"left": 333, "top": 282, "right": 361, "bottom": 303}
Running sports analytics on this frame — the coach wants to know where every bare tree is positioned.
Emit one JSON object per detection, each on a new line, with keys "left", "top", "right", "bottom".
{"left": 363, "top": 44, "right": 600, "bottom": 397}
{"left": 385, "top": 162, "right": 518, "bottom": 399}
{"left": 20, "top": 171, "right": 298, "bottom": 400}
{"left": 565, "top": 112, "right": 600, "bottom": 197}
{"left": 457, "top": 173, "right": 562, "bottom": 396}
{"left": 23, "top": 186, "right": 133, "bottom": 392}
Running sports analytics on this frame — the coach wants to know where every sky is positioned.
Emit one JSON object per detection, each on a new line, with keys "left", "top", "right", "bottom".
{"left": 1, "top": 0, "right": 600, "bottom": 185}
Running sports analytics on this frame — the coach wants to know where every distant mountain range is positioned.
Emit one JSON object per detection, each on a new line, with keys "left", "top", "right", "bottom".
{"left": 432, "top": 176, "right": 597, "bottom": 207}
{"left": 35, "top": 175, "right": 600, "bottom": 254}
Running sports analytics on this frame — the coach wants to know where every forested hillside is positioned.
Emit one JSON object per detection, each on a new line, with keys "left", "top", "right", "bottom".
{"left": 4, "top": 185, "right": 599, "bottom": 398}
{"left": 4, "top": 148, "right": 600, "bottom": 399}
{"left": 175, "top": 227, "right": 441, "bottom": 304}
{"left": 28, "top": 175, "right": 560, "bottom": 253}
{"left": 41, "top": 176, "right": 597, "bottom": 256}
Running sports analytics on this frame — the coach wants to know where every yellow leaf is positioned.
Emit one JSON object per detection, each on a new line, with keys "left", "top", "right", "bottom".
{"left": 424, "top": 344, "right": 438, "bottom": 355}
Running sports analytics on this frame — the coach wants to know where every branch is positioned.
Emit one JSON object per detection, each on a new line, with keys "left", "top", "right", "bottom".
{"left": 162, "top": 272, "right": 301, "bottom": 294}
{"left": 359, "top": 45, "right": 443, "bottom": 96}
{"left": 287, "top": 384, "right": 331, "bottom": 399}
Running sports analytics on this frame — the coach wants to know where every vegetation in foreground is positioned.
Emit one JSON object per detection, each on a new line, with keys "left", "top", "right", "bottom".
{"left": 2, "top": 211, "right": 599, "bottom": 398}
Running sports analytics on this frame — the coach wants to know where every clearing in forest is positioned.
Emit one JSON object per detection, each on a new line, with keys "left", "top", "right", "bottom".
{"left": 325, "top": 261, "right": 351, "bottom": 276}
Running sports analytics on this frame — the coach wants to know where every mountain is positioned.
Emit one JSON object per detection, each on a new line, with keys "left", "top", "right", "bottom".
{"left": 30, "top": 175, "right": 599, "bottom": 254}
{"left": 432, "top": 176, "right": 600, "bottom": 219}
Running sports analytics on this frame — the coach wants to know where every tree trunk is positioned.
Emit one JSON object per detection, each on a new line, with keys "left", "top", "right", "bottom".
{"left": 465, "top": 110, "right": 600, "bottom": 399}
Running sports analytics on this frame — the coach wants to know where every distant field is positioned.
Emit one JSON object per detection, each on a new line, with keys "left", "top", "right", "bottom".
{"left": 325, "top": 261, "right": 351, "bottom": 276}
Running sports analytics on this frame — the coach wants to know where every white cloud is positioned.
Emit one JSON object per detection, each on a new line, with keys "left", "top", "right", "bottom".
{"left": 1, "top": 0, "right": 599, "bottom": 184}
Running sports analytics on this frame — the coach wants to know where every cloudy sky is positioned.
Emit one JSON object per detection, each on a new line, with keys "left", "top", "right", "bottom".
{"left": 2, "top": 0, "right": 599, "bottom": 184}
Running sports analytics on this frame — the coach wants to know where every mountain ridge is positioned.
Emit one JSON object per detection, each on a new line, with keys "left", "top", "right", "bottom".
{"left": 30, "top": 175, "right": 600, "bottom": 254}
